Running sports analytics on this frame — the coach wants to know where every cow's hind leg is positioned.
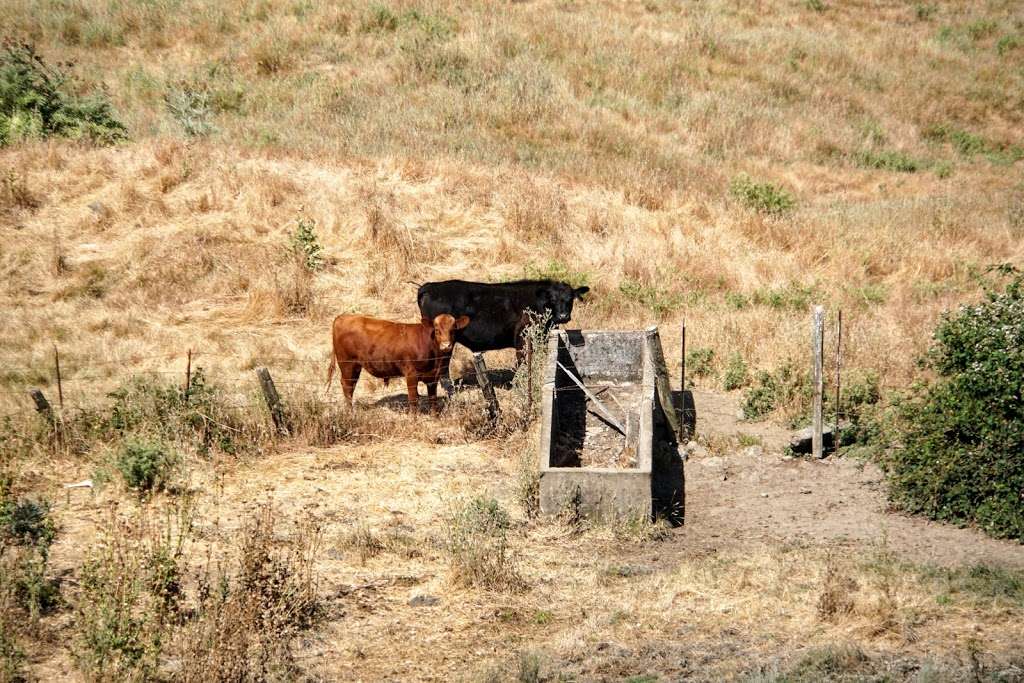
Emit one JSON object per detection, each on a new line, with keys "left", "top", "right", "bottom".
{"left": 341, "top": 362, "right": 361, "bottom": 409}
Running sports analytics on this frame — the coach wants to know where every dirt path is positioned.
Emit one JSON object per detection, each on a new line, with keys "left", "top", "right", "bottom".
{"left": 677, "top": 389, "right": 1024, "bottom": 568}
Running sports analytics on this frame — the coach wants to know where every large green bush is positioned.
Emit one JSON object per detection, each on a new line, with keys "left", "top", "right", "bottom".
{"left": 883, "top": 269, "right": 1024, "bottom": 540}
{"left": 0, "top": 41, "right": 127, "bottom": 146}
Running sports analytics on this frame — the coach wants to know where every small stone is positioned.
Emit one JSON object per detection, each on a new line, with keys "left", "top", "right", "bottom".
{"left": 409, "top": 594, "right": 439, "bottom": 607}
{"left": 742, "top": 445, "right": 764, "bottom": 459}
{"left": 800, "top": 488, "right": 812, "bottom": 494}
{"left": 760, "top": 493, "right": 769, "bottom": 498}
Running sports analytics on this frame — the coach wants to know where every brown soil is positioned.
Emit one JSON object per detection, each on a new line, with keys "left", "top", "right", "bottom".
{"left": 677, "top": 389, "right": 1024, "bottom": 568}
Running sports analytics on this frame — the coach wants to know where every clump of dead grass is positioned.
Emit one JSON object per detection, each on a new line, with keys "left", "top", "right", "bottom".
{"left": 179, "top": 505, "right": 322, "bottom": 682}
{"left": 443, "top": 496, "right": 525, "bottom": 592}
{"left": 502, "top": 175, "right": 569, "bottom": 245}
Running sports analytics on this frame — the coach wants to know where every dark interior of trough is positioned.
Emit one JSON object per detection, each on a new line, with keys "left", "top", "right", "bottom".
{"left": 550, "top": 382, "right": 642, "bottom": 468}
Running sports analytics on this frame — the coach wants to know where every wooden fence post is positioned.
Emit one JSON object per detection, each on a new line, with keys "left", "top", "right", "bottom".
{"left": 471, "top": 353, "right": 500, "bottom": 427}
{"left": 53, "top": 344, "right": 63, "bottom": 411}
{"left": 834, "top": 310, "right": 842, "bottom": 456}
{"left": 680, "top": 320, "right": 686, "bottom": 393}
{"left": 184, "top": 348, "right": 193, "bottom": 396}
{"left": 812, "top": 306, "right": 825, "bottom": 460}
{"left": 256, "top": 367, "right": 289, "bottom": 436}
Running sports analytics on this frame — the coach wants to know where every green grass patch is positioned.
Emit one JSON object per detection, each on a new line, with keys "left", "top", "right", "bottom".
{"left": 729, "top": 175, "right": 795, "bottom": 215}
{"left": 856, "top": 149, "right": 921, "bottom": 173}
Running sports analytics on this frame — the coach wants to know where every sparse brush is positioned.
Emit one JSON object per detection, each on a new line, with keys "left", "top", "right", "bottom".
{"left": 180, "top": 505, "right": 322, "bottom": 681}
{"left": 443, "top": 496, "right": 524, "bottom": 591}
{"left": 817, "top": 554, "right": 859, "bottom": 621}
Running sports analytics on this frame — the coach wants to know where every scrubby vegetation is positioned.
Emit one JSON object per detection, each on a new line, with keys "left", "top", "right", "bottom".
{"left": 883, "top": 269, "right": 1024, "bottom": 540}
{"left": 0, "top": 0, "right": 1022, "bottom": 678}
{"left": 0, "top": 41, "right": 126, "bottom": 145}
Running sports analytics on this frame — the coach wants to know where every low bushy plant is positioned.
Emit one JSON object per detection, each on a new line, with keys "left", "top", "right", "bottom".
{"left": 882, "top": 268, "right": 1024, "bottom": 540}
{"left": 0, "top": 41, "right": 127, "bottom": 146}
{"left": 729, "top": 175, "right": 795, "bottom": 215}
{"left": 722, "top": 352, "right": 749, "bottom": 391}
{"left": 686, "top": 348, "right": 715, "bottom": 379}
{"left": 115, "top": 439, "right": 179, "bottom": 493}
{"left": 742, "top": 363, "right": 810, "bottom": 422}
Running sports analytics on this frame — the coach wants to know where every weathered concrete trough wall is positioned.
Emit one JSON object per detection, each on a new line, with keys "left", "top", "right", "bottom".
{"left": 538, "top": 327, "right": 684, "bottom": 523}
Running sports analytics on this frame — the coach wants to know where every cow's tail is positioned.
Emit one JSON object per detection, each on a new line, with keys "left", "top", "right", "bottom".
{"left": 325, "top": 351, "right": 337, "bottom": 396}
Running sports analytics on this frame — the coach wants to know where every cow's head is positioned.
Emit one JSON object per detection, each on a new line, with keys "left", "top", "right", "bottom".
{"left": 425, "top": 313, "right": 470, "bottom": 352}
{"left": 538, "top": 283, "right": 589, "bottom": 324}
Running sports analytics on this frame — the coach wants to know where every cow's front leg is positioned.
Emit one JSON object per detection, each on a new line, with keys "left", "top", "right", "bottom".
{"left": 404, "top": 374, "right": 419, "bottom": 414}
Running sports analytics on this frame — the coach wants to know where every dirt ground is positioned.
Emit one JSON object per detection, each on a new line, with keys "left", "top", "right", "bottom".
{"left": 35, "top": 385, "right": 1024, "bottom": 681}
{"left": 681, "top": 390, "right": 1024, "bottom": 569}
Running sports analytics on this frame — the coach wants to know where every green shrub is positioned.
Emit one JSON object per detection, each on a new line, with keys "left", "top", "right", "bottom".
{"left": 0, "top": 620, "right": 25, "bottom": 683}
{"left": 742, "top": 363, "right": 810, "bottom": 421}
{"left": 857, "top": 149, "right": 921, "bottom": 173}
{"left": 115, "top": 440, "right": 179, "bottom": 493}
{"left": 996, "top": 34, "right": 1021, "bottom": 56}
{"left": 751, "top": 283, "right": 815, "bottom": 311}
{"left": 521, "top": 260, "right": 590, "bottom": 288}
{"left": 164, "top": 83, "right": 216, "bottom": 137}
{"left": 0, "top": 41, "right": 127, "bottom": 146}
{"left": 289, "top": 215, "right": 324, "bottom": 271}
{"left": 882, "top": 269, "right": 1024, "bottom": 540}
{"left": 686, "top": 348, "right": 715, "bottom": 379}
{"left": 729, "top": 175, "right": 795, "bottom": 215}
{"left": 722, "top": 353, "right": 749, "bottom": 391}
{"left": 618, "top": 279, "right": 683, "bottom": 317}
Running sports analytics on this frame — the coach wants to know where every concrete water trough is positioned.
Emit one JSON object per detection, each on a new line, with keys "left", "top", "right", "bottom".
{"left": 538, "top": 327, "right": 685, "bottom": 523}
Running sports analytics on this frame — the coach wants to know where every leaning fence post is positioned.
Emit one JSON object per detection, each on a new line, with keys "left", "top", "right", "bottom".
{"left": 812, "top": 305, "right": 825, "bottom": 460}
{"left": 256, "top": 367, "right": 289, "bottom": 436}
{"left": 53, "top": 344, "right": 64, "bottom": 411}
{"left": 184, "top": 348, "right": 193, "bottom": 397}
{"left": 471, "top": 353, "right": 500, "bottom": 427}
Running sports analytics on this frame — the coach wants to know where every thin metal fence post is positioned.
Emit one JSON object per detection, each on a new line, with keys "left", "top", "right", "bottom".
{"left": 812, "top": 306, "right": 825, "bottom": 460}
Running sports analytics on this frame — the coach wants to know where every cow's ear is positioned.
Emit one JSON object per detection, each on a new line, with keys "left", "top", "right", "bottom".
{"left": 573, "top": 286, "right": 590, "bottom": 300}
{"left": 454, "top": 315, "right": 470, "bottom": 330}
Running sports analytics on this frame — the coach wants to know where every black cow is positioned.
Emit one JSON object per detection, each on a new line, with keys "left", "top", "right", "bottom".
{"left": 416, "top": 279, "right": 589, "bottom": 354}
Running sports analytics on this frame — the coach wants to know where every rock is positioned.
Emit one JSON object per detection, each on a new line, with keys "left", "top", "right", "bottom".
{"left": 685, "top": 440, "right": 710, "bottom": 459}
{"left": 789, "top": 421, "right": 852, "bottom": 455}
{"left": 741, "top": 445, "right": 764, "bottom": 459}
{"left": 760, "top": 492, "right": 769, "bottom": 498}
{"left": 408, "top": 594, "right": 439, "bottom": 607}
{"left": 702, "top": 456, "right": 724, "bottom": 469}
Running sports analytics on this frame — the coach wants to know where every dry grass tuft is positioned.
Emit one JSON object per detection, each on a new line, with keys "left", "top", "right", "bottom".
{"left": 503, "top": 176, "right": 569, "bottom": 245}
{"left": 443, "top": 496, "right": 525, "bottom": 592}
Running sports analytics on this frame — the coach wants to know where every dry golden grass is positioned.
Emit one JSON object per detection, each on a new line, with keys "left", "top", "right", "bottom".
{"left": 2, "top": 0, "right": 1024, "bottom": 679}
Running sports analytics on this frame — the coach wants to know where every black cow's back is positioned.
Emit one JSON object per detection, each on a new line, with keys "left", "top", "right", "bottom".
{"left": 417, "top": 279, "right": 559, "bottom": 352}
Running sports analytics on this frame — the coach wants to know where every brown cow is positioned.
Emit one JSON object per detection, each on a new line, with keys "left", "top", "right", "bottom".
{"left": 326, "top": 313, "right": 470, "bottom": 413}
